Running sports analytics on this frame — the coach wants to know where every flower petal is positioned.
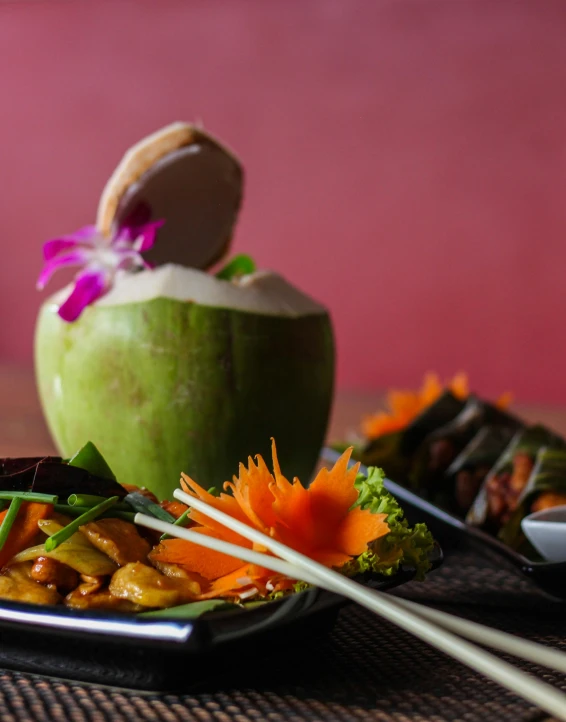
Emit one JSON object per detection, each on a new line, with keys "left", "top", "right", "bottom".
{"left": 42, "top": 225, "right": 99, "bottom": 261}
{"left": 57, "top": 269, "right": 108, "bottom": 322}
{"left": 115, "top": 250, "right": 151, "bottom": 272}
{"left": 115, "top": 219, "right": 165, "bottom": 253}
{"left": 43, "top": 239, "right": 79, "bottom": 262}
{"left": 38, "top": 217, "right": 158, "bottom": 322}
{"left": 70, "top": 224, "right": 100, "bottom": 242}
{"left": 132, "top": 219, "right": 165, "bottom": 253}
{"left": 117, "top": 202, "right": 152, "bottom": 239}
{"left": 36, "top": 249, "right": 91, "bottom": 290}
{"left": 120, "top": 251, "right": 153, "bottom": 271}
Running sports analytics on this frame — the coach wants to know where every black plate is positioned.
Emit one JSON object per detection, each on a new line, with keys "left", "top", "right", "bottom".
{"left": 0, "top": 546, "right": 442, "bottom": 690}
{"left": 322, "top": 447, "right": 566, "bottom": 599}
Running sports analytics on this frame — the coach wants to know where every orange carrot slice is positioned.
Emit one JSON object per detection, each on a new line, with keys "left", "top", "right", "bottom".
{"left": 0, "top": 502, "right": 54, "bottom": 569}
{"left": 150, "top": 528, "right": 246, "bottom": 581}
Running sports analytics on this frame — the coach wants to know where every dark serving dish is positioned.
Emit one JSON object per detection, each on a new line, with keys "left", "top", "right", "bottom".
{"left": 322, "top": 447, "right": 566, "bottom": 599}
{"left": 0, "top": 540, "right": 442, "bottom": 690}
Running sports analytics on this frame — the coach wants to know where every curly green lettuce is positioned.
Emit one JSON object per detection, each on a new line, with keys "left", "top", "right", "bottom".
{"left": 342, "top": 467, "right": 435, "bottom": 581}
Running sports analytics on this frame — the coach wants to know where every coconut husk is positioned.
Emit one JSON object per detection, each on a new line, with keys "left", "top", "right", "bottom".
{"left": 96, "top": 122, "right": 243, "bottom": 270}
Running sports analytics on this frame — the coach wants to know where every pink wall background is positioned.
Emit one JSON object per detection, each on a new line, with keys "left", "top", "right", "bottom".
{"left": 1, "top": 0, "right": 566, "bottom": 403}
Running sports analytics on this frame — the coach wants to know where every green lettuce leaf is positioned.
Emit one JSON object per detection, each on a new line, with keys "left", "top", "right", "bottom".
{"left": 343, "top": 467, "right": 435, "bottom": 581}
{"left": 268, "top": 580, "right": 311, "bottom": 601}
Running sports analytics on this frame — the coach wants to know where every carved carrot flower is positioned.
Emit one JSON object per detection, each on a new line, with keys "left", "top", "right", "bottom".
{"left": 361, "top": 372, "right": 469, "bottom": 441}
{"left": 37, "top": 217, "right": 164, "bottom": 322}
{"left": 362, "top": 372, "right": 513, "bottom": 441}
{"left": 149, "top": 441, "right": 390, "bottom": 600}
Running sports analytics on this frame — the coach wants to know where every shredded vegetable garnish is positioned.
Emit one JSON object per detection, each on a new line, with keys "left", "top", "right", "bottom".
{"left": 68, "top": 494, "right": 108, "bottom": 507}
{"left": 54, "top": 504, "right": 136, "bottom": 522}
{"left": 160, "top": 508, "right": 192, "bottom": 541}
{"left": 67, "top": 494, "right": 130, "bottom": 511}
{"left": 0, "top": 499, "right": 23, "bottom": 551}
{"left": 0, "top": 502, "right": 54, "bottom": 568}
{"left": 0, "top": 492, "right": 58, "bottom": 504}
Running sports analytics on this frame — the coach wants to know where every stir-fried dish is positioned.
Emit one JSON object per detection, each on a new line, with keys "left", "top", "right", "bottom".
{"left": 0, "top": 441, "right": 434, "bottom": 615}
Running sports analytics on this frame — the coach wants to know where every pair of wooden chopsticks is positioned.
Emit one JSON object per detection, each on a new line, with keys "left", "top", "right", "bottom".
{"left": 135, "top": 489, "right": 566, "bottom": 720}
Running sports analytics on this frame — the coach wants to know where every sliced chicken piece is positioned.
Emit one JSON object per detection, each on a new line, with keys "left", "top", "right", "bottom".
{"left": 65, "top": 587, "right": 143, "bottom": 612}
{"left": 34, "top": 519, "right": 118, "bottom": 576}
{"left": 151, "top": 559, "right": 199, "bottom": 580}
{"left": 30, "top": 557, "right": 79, "bottom": 594}
{"left": 109, "top": 562, "right": 200, "bottom": 608}
{"left": 4, "top": 563, "right": 37, "bottom": 583}
{"left": 67, "top": 575, "right": 111, "bottom": 600}
{"left": 79, "top": 518, "right": 151, "bottom": 566}
{"left": 0, "top": 563, "right": 61, "bottom": 606}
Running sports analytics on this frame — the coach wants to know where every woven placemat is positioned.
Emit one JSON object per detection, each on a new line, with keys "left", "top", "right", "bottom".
{"left": 0, "top": 548, "right": 563, "bottom": 722}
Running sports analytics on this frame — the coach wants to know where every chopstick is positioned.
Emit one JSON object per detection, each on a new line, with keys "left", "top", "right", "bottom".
{"left": 138, "top": 508, "right": 566, "bottom": 677}
{"left": 138, "top": 509, "right": 566, "bottom": 672}
{"left": 135, "top": 494, "right": 566, "bottom": 721}
{"left": 389, "top": 596, "right": 566, "bottom": 675}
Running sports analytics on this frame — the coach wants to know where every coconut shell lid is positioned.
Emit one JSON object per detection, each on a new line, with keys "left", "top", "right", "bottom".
{"left": 96, "top": 122, "right": 243, "bottom": 270}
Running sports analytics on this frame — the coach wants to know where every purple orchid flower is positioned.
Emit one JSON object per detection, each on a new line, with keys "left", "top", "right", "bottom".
{"left": 37, "top": 218, "right": 164, "bottom": 322}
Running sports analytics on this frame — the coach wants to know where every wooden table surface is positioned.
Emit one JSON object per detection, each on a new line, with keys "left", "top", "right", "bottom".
{"left": 3, "top": 363, "right": 566, "bottom": 458}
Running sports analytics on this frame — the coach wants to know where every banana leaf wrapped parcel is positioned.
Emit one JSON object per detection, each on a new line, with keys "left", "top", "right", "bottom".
{"left": 400, "top": 391, "right": 467, "bottom": 457}
{"left": 359, "top": 391, "right": 466, "bottom": 483}
{"left": 498, "top": 447, "right": 566, "bottom": 550}
{"left": 408, "top": 396, "right": 523, "bottom": 505}
{"left": 444, "top": 425, "right": 519, "bottom": 514}
{"left": 357, "top": 431, "right": 408, "bottom": 482}
{"left": 466, "top": 425, "right": 566, "bottom": 534}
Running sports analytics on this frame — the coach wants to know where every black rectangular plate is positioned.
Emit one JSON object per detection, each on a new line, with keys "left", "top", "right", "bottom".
{"left": 322, "top": 447, "right": 566, "bottom": 599}
{"left": 0, "top": 538, "right": 442, "bottom": 690}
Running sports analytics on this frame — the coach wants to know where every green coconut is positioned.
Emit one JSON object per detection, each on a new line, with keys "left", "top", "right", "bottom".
{"left": 35, "top": 123, "right": 335, "bottom": 498}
